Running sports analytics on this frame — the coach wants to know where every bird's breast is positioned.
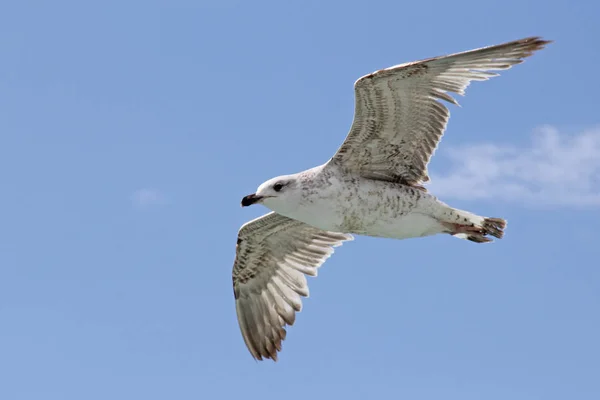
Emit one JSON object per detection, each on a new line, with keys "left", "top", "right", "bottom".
{"left": 290, "top": 176, "right": 430, "bottom": 235}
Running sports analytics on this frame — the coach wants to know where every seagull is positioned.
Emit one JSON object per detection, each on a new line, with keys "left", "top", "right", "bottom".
{"left": 232, "top": 37, "right": 551, "bottom": 361}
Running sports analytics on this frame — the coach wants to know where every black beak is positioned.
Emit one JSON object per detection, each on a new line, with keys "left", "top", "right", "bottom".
{"left": 241, "top": 193, "right": 262, "bottom": 207}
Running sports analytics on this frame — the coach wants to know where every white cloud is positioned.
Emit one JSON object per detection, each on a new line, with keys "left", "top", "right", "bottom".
{"left": 429, "top": 126, "right": 600, "bottom": 207}
{"left": 131, "top": 188, "right": 166, "bottom": 208}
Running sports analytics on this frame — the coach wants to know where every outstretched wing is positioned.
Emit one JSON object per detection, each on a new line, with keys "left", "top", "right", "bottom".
{"left": 232, "top": 212, "right": 353, "bottom": 361}
{"left": 328, "top": 36, "right": 551, "bottom": 186}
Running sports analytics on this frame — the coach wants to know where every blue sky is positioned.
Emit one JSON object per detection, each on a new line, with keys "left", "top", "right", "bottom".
{"left": 1, "top": 1, "right": 599, "bottom": 399}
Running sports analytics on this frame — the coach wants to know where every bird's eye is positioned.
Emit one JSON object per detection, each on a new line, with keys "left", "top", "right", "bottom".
{"left": 273, "top": 183, "right": 284, "bottom": 192}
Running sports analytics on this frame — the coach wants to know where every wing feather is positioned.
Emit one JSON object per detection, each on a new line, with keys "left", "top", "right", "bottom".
{"left": 328, "top": 36, "right": 551, "bottom": 186}
{"left": 232, "top": 212, "right": 353, "bottom": 361}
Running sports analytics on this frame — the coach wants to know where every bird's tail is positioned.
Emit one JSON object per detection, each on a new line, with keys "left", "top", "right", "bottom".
{"left": 440, "top": 210, "right": 507, "bottom": 243}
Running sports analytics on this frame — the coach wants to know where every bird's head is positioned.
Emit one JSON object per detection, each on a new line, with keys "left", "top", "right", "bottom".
{"left": 241, "top": 175, "right": 301, "bottom": 213}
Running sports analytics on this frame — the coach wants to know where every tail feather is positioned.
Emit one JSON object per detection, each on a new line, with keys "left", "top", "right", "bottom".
{"left": 446, "top": 215, "right": 507, "bottom": 244}
{"left": 482, "top": 217, "right": 506, "bottom": 239}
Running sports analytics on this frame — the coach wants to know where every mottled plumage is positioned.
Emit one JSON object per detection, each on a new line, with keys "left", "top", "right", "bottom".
{"left": 233, "top": 212, "right": 352, "bottom": 360}
{"left": 232, "top": 37, "right": 551, "bottom": 361}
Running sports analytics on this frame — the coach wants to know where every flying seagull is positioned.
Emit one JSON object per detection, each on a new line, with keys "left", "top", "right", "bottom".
{"left": 232, "top": 36, "right": 551, "bottom": 361}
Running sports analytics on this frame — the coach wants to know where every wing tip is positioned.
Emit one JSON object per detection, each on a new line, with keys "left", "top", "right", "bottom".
{"left": 521, "top": 36, "right": 553, "bottom": 46}
{"left": 510, "top": 36, "right": 553, "bottom": 59}
{"left": 526, "top": 36, "right": 553, "bottom": 47}
{"left": 352, "top": 36, "right": 552, "bottom": 89}
{"left": 236, "top": 297, "right": 288, "bottom": 362}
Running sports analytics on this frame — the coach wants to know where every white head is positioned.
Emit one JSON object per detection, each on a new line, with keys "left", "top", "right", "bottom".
{"left": 241, "top": 174, "right": 302, "bottom": 215}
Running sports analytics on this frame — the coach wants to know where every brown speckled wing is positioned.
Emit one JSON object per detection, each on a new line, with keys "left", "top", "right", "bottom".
{"left": 329, "top": 36, "right": 551, "bottom": 186}
{"left": 232, "top": 212, "right": 353, "bottom": 361}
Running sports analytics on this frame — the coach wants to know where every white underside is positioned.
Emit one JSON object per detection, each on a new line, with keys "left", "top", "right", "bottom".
{"left": 357, "top": 212, "right": 447, "bottom": 239}
{"left": 262, "top": 169, "right": 484, "bottom": 241}
{"left": 277, "top": 189, "right": 455, "bottom": 240}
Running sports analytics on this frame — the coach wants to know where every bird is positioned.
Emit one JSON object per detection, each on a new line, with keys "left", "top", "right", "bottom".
{"left": 232, "top": 36, "right": 551, "bottom": 361}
